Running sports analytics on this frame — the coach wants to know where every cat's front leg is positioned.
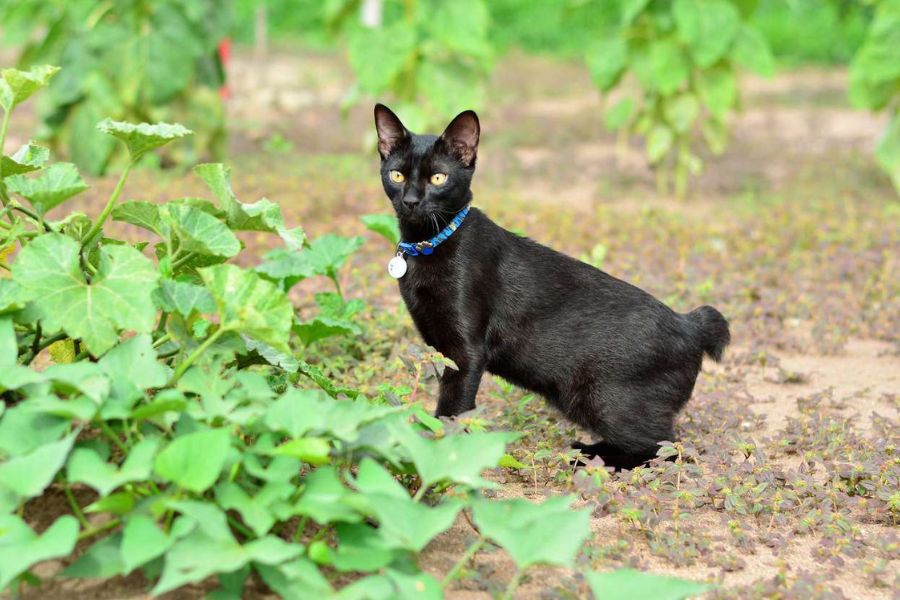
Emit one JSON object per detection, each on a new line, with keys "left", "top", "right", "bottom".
{"left": 435, "top": 359, "right": 484, "bottom": 417}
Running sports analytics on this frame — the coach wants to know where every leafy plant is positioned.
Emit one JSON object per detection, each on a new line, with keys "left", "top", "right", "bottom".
{"left": 585, "top": 0, "right": 774, "bottom": 195}
{"left": 849, "top": 0, "right": 900, "bottom": 194}
{"left": 0, "top": 1, "right": 229, "bottom": 174}
{"left": 327, "top": 0, "right": 494, "bottom": 131}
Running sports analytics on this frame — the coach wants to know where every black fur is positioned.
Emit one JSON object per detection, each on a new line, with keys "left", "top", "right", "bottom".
{"left": 374, "top": 104, "right": 731, "bottom": 470}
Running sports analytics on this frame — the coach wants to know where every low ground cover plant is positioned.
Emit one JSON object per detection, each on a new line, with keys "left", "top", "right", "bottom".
{"left": 0, "top": 66, "right": 712, "bottom": 598}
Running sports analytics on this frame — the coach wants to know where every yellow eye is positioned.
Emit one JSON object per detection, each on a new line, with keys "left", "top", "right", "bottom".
{"left": 430, "top": 173, "right": 448, "bottom": 186}
{"left": 389, "top": 170, "right": 405, "bottom": 183}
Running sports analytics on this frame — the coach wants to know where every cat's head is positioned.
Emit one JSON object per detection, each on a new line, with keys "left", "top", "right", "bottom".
{"left": 373, "top": 104, "right": 479, "bottom": 237}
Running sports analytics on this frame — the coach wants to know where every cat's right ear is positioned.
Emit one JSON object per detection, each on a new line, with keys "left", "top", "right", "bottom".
{"left": 374, "top": 104, "right": 409, "bottom": 159}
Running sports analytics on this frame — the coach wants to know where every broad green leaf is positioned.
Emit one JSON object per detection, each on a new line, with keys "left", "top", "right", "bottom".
{"left": 604, "top": 97, "right": 634, "bottom": 131}
{"left": 0, "top": 65, "right": 60, "bottom": 111}
{"left": 111, "top": 200, "right": 164, "bottom": 235}
{"left": 153, "top": 531, "right": 302, "bottom": 595}
{"left": 152, "top": 278, "right": 215, "bottom": 317}
{"left": 0, "top": 514, "right": 78, "bottom": 589}
{"left": 361, "top": 214, "right": 400, "bottom": 246}
{"left": 326, "top": 523, "right": 401, "bottom": 572}
{"left": 215, "top": 481, "right": 293, "bottom": 537}
{"left": 5, "top": 163, "right": 88, "bottom": 214}
{"left": 291, "top": 466, "right": 363, "bottom": 525}
{"left": 424, "top": 0, "right": 491, "bottom": 59}
{"left": 194, "top": 163, "right": 304, "bottom": 248}
{"left": 664, "top": 95, "right": 700, "bottom": 134}
{"left": 121, "top": 515, "right": 190, "bottom": 573}
{"left": 732, "top": 25, "right": 775, "bottom": 77}
{"left": 696, "top": 66, "right": 737, "bottom": 120}
{"left": 646, "top": 125, "right": 674, "bottom": 164}
{"left": 305, "top": 234, "right": 364, "bottom": 279}
{"left": 347, "top": 23, "right": 416, "bottom": 93}
{"left": 97, "top": 120, "right": 192, "bottom": 162}
{"left": 0, "top": 279, "right": 26, "bottom": 314}
{"left": 67, "top": 438, "right": 159, "bottom": 496}
{"left": 256, "top": 559, "right": 333, "bottom": 598}
{"left": 62, "top": 533, "right": 125, "bottom": 579}
{"left": 632, "top": 39, "right": 690, "bottom": 96}
{"left": 0, "top": 403, "right": 68, "bottom": 458}
{"left": 353, "top": 459, "right": 408, "bottom": 500}
{"left": 98, "top": 334, "right": 169, "bottom": 413}
{"left": 586, "top": 38, "right": 628, "bottom": 91}
{"left": 585, "top": 569, "right": 712, "bottom": 600}
{"left": 153, "top": 428, "right": 231, "bottom": 493}
{"left": 12, "top": 234, "right": 159, "bottom": 355}
{"left": 160, "top": 203, "right": 240, "bottom": 257}
{"left": 621, "top": 0, "right": 651, "bottom": 25}
{"left": 273, "top": 437, "right": 331, "bottom": 466}
{"left": 397, "top": 429, "right": 516, "bottom": 489}
{"left": 0, "top": 431, "right": 76, "bottom": 500}
{"left": 1, "top": 142, "right": 49, "bottom": 177}
{"left": 200, "top": 264, "right": 294, "bottom": 353}
{"left": 472, "top": 495, "right": 591, "bottom": 569}
{"left": 264, "top": 389, "right": 397, "bottom": 442}
{"left": 256, "top": 247, "right": 316, "bottom": 287}
{"left": 338, "top": 571, "right": 443, "bottom": 600}
{"left": 295, "top": 316, "right": 359, "bottom": 346}
{"left": 672, "top": 0, "right": 740, "bottom": 67}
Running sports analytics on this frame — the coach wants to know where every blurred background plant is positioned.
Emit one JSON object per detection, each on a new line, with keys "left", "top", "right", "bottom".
{"left": 0, "top": 0, "right": 896, "bottom": 194}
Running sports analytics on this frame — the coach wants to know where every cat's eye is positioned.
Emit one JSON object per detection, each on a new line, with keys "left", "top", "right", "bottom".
{"left": 389, "top": 170, "right": 405, "bottom": 183}
{"left": 430, "top": 173, "right": 448, "bottom": 186}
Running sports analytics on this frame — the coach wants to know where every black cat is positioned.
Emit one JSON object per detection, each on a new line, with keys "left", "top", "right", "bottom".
{"left": 374, "top": 104, "right": 730, "bottom": 470}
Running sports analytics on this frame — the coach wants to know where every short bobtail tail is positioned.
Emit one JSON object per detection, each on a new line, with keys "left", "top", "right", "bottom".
{"left": 687, "top": 305, "right": 730, "bottom": 362}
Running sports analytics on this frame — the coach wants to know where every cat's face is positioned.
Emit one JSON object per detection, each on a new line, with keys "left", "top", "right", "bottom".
{"left": 374, "top": 104, "right": 479, "bottom": 235}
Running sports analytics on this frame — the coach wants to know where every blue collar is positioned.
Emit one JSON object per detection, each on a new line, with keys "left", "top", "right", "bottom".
{"left": 398, "top": 206, "right": 470, "bottom": 256}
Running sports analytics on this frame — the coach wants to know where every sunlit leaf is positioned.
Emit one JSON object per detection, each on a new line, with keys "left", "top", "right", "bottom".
{"left": 361, "top": 214, "right": 400, "bottom": 246}
{"left": 0, "top": 65, "right": 60, "bottom": 111}
{"left": 5, "top": 163, "right": 88, "bottom": 214}
{"left": 153, "top": 428, "right": 230, "bottom": 493}
{"left": 0, "top": 514, "right": 78, "bottom": 589}
{"left": 97, "top": 120, "right": 192, "bottom": 162}
{"left": 0, "top": 142, "right": 49, "bottom": 177}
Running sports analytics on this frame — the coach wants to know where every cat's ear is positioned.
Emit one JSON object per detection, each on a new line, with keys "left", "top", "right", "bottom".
{"left": 374, "top": 104, "right": 409, "bottom": 159}
{"left": 440, "top": 110, "right": 480, "bottom": 167}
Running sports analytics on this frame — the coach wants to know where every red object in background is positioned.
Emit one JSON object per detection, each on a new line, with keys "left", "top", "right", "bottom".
{"left": 218, "top": 38, "right": 231, "bottom": 100}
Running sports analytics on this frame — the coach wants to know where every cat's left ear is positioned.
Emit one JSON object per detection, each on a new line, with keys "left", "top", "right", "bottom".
{"left": 374, "top": 104, "right": 409, "bottom": 159}
{"left": 440, "top": 110, "right": 480, "bottom": 167}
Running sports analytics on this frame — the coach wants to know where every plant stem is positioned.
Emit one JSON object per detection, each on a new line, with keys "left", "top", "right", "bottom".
{"left": 412, "top": 483, "right": 429, "bottom": 502}
{"left": 62, "top": 482, "right": 91, "bottom": 529}
{"left": 77, "top": 518, "right": 120, "bottom": 542}
{"left": 171, "top": 251, "right": 196, "bottom": 270}
{"left": 168, "top": 326, "right": 227, "bottom": 385}
{"left": 442, "top": 537, "right": 484, "bottom": 587}
{"left": 82, "top": 160, "right": 134, "bottom": 247}
{"left": 98, "top": 420, "right": 129, "bottom": 454}
{"left": 152, "top": 332, "right": 171, "bottom": 349}
{"left": 501, "top": 569, "right": 524, "bottom": 600}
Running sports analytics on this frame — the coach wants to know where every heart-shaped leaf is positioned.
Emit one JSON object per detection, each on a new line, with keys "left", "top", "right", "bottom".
{"left": 152, "top": 279, "right": 216, "bottom": 317}
{"left": 256, "top": 559, "right": 333, "bottom": 598}
{"left": 12, "top": 233, "right": 159, "bottom": 355}
{"left": 290, "top": 466, "right": 363, "bottom": 525}
{"left": 0, "top": 65, "right": 60, "bottom": 111}
{"left": 5, "top": 163, "right": 88, "bottom": 214}
{"left": 396, "top": 429, "right": 516, "bottom": 489}
{"left": 153, "top": 428, "right": 231, "bottom": 493}
{"left": 1, "top": 142, "right": 49, "bottom": 177}
{"left": 61, "top": 533, "right": 125, "bottom": 579}
{"left": 264, "top": 389, "right": 398, "bottom": 442}
{"left": 67, "top": 438, "right": 160, "bottom": 496}
{"left": 0, "top": 514, "right": 78, "bottom": 589}
{"left": 97, "top": 120, "right": 192, "bottom": 162}
{"left": 200, "top": 264, "right": 294, "bottom": 353}
{"left": 215, "top": 481, "right": 293, "bottom": 537}
{"left": 0, "top": 431, "right": 77, "bottom": 501}
{"left": 585, "top": 569, "right": 713, "bottom": 600}
{"left": 361, "top": 214, "right": 400, "bottom": 246}
{"left": 471, "top": 495, "right": 591, "bottom": 569}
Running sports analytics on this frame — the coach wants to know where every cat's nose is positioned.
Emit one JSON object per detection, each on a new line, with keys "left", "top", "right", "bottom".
{"left": 402, "top": 193, "right": 421, "bottom": 207}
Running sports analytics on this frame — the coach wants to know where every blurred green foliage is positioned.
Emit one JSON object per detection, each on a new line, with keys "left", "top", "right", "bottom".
{"left": 849, "top": 0, "right": 900, "bottom": 193}
{"left": 0, "top": 0, "right": 229, "bottom": 175}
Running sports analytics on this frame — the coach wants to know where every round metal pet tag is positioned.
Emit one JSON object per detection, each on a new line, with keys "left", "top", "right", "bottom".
{"left": 388, "top": 254, "right": 407, "bottom": 279}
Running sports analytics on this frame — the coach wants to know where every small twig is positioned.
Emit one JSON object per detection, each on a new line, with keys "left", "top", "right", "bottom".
{"left": 77, "top": 518, "right": 120, "bottom": 542}
{"left": 62, "top": 482, "right": 91, "bottom": 529}
{"left": 442, "top": 537, "right": 485, "bottom": 587}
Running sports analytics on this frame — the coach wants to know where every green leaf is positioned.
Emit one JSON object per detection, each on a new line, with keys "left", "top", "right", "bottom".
{"left": 672, "top": 0, "right": 740, "bottom": 67}
{"left": 875, "top": 114, "right": 900, "bottom": 194}
{"left": 194, "top": 163, "right": 304, "bottom": 248}
{"left": 0, "top": 514, "right": 78, "bottom": 589}
{"left": 62, "top": 533, "right": 125, "bottom": 579}
{"left": 257, "top": 559, "right": 333, "bottom": 598}
{"left": 67, "top": 438, "right": 159, "bottom": 496}
{"left": 264, "top": 389, "right": 398, "bottom": 442}
{"left": 396, "top": 429, "right": 515, "bottom": 489}
{"left": 216, "top": 481, "right": 293, "bottom": 537}
{"left": 423, "top": 0, "right": 491, "bottom": 60}
{"left": 702, "top": 118, "right": 729, "bottom": 155}
{"left": 98, "top": 334, "right": 170, "bottom": 412}
{"left": 97, "top": 120, "right": 192, "bottom": 162}
{"left": 111, "top": 200, "right": 164, "bottom": 235}
{"left": 292, "top": 466, "right": 363, "bottom": 525}
{"left": 5, "top": 163, "right": 88, "bottom": 214}
{"left": 732, "top": 25, "right": 774, "bottom": 77}
{"left": 646, "top": 125, "right": 674, "bottom": 165}
{"left": 12, "top": 234, "right": 159, "bottom": 355}
{"left": 0, "top": 403, "right": 68, "bottom": 458}
{"left": 273, "top": 437, "right": 331, "bottom": 466}
{"left": 0, "top": 65, "right": 60, "bottom": 111}
{"left": 498, "top": 453, "right": 527, "bottom": 469}
{"left": 586, "top": 38, "right": 628, "bottom": 91}
{"left": 160, "top": 203, "right": 240, "bottom": 258}
{"left": 585, "top": 569, "right": 712, "bottom": 600}
{"left": 632, "top": 39, "right": 690, "bottom": 95}
{"left": 361, "top": 214, "right": 400, "bottom": 246}
{"left": 305, "top": 234, "right": 364, "bottom": 279}
{"left": 472, "top": 495, "right": 591, "bottom": 569}
{"left": 153, "top": 428, "right": 231, "bottom": 493}
{"left": 0, "top": 432, "right": 76, "bottom": 501}
{"left": 121, "top": 515, "right": 187, "bottom": 574}
{"left": 153, "top": 279, "right": 216, "bottom": 317}
{"left": 604, "top": 97, "right": 635, "bottom": 131}
{"left": 621, "top": 0, "right": 651, "bottom": 25}
{"left": 696, "top": 66, "right": 737, "bottom": 120}
{"left": 347, "top": 23, "right": 416, "bottom": 93}
{"left": 0, "top": 317, "right": 14, "bottom": 369}
{"left": 1, "top": 142, "right": 50, "bottom": 177}
{"left": 664, "top": 95, "right": 700, "bottom": 134}
{"left": 200, "top": 264, "right": 294, "bottom": 353}
{"left": 295, "top": 316, "right": 360, "bottom": 346}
